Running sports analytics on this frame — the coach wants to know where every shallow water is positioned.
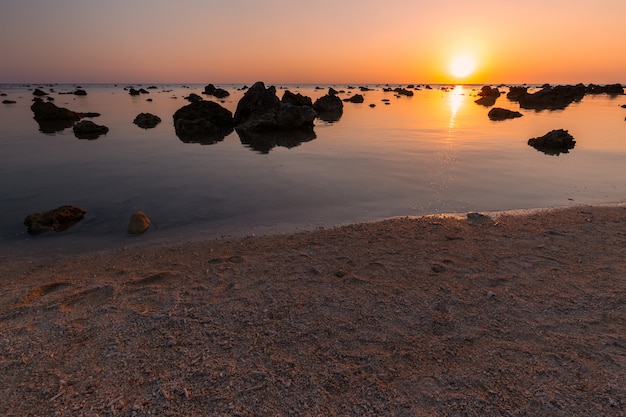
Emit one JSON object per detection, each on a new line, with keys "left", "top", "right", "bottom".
{"left": 1, "top": 84, "right": 625, "bottom": 254}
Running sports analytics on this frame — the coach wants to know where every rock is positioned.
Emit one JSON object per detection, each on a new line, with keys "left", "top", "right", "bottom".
{"left": 586, "top": 83, "right": 624, "bottom": 95}
{"left": 32, "top": 88, "right": 48, "bottom": 96}
{"left": 133, "top": 113, "right": 161, "bottom": 129}
{"left": 394, "top": 87, "right": 414, "bottom": 97}
{"left": 474, "top": 86, "right": 501, "bottom": 106}
{"left": 73, "top": 120, "right": 109, "bottom": 139}
{"left": 184, "top": 93, "right": 203, "bottom": 103}
{"left": 369, "top": 103, "right": 376, "bottom": 108}
{"left": 2, "top": 99, "right": 16, "bottom": 104}
{"left": 233, "top": 81, "right": 316, "bottom": 132}
{"left": 488, "top": 107, "right": 523, "bottom": 121}
{"left": 127, "top": 211, "right": 151, "bottom": 234}
{"left": 518, "top": 84, "right": 586, "bottom": 110}
{"left": 313, "top": 89, "right": 344, "bottom": 122}
{"left": 507, "top": 86, "right": 528, "bottom": 101}
{"left": 474, "top": 96, "right": 497, "bottom": 106}
{"left": 80, "top": 112, "right": 101, "bottom": 118}
{"left": 528, "top": 129, "right": 576, "bottom": 155}
{"left": 173, "top": 100, "right": 234, "bottom": 143}
{"left": 31, "top": 100, "right": 81, "bottom": 121}
{"left": 24, "top": 205, "right": 86, "bottom": 235}
{"left": 343, "top": 94, "right": 364, "bottom": 103}
{"left": 73, "top": 89, "right": 87, "bottom": 96}
{"left": 281, "top": 90, "right": 313, "bottom": 107}
{"left": 203, "top": 84, "right": 230, "bottom": 98}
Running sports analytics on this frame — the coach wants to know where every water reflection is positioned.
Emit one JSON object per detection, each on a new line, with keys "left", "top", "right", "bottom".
{"left": 448, "top": 85, "right": 465, "bottom": 129}
{"left": 236, "top": 128, "right": 316, "bottom": 154}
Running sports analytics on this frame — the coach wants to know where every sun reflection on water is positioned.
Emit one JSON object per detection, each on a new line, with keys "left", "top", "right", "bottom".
{"left": 448, "top": 85, "right": 465, "bottom": 129}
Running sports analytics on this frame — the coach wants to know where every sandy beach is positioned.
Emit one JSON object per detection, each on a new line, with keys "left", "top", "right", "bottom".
{"left": 1, "top": 204, "right": 625, "bottom": 416}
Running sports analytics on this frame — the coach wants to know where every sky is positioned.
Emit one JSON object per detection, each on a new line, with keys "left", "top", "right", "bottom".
{"left": 0, "top": 0, "right": 624, "bottom": 85}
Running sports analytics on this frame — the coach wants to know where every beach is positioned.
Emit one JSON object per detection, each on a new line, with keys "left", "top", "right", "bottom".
{"left": 1, "top": 204, "right": 625, "bottom": 416}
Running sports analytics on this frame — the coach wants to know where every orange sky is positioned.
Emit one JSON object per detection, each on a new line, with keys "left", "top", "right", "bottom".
{"left": 0, "top": 0, "right": 624, "bottom": 84}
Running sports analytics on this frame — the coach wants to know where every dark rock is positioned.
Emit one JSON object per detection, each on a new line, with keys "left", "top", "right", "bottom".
{"left": 73, "top": 89, "right": 87, "bottom": 96}
{"left": 394, "top": 88, "right": 414, "bottom": 97}
{"left": 488, "top": 107, "right": 523, "bottom": 121}
{"left": 73, "top": 120, "right": 109, "bottom": 139}
{"left": 173, "top": 100, "right": 234, "bottom": 143}
{"left": 203, "top": 84, "right": 230, "bottom": 98}
{"left": 133, "top": 113, "right": 162, "bottom": 129}
{"left": 518, "top": 84, "right": 586, "bottom": 110}
{"left": 31, "top": 100, "right": 81, "bottom": 121}
{"left": 282, "top": 90, "right": 313, "bottom": 107}
{"left": 237, "top": 129, "right": 316, "bottom": 154}
{"left": 474, "top": 86, "right": 501, "bottom": 107}
{"left": 80, "top": 112, "right": 101, "bottom": 118}
{"left": 24, "top": 205, "right": 86, "bottom": 235}
{"left": 586, "top": 83, "right": 624, "bottom": 95}
{"left": 313, "top": 89, "right": 344, "bottom": 122}
{"left": 507, "top": 86, "right": 528, "bottom": 101}
{"left": 528, "top": 129, "right": 576, "bottom": 155}
{"left": 360, "top": 86, "right": 373, "bottom": 91}
{"left": 127, "top": 211, "right": 150, "bottom": 234}
{"left": 184, "top": 93, "right": 203, "bottom": 103}
{"left": 138, "top": 88, "right": 149, "bottom": 94}
{"left": 129, "top": 88, "right": 141, "bottom": 96}
{"left": 234, "top": 81, "right": 316, "bottom": 131}
{"left": 2, "top": 99, "right": 16, "bottom": 104}
{"left": 343, "top": 94, "right": 364, "bottom": 103}
{"left": 33, "top": 88, "right": 48, "bottom": 97}
{"left": 369, "top": 103, "right": 376, "bottom": 108}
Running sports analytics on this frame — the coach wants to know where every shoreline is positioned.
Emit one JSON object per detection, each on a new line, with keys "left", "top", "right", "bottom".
{"left": 1, "top": 203, "right": 626, "bottom": 415}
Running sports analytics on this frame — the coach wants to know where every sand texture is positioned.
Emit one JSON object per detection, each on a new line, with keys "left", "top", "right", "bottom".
{"left": 1, "top": 205, "right": 625, "bottom": 416}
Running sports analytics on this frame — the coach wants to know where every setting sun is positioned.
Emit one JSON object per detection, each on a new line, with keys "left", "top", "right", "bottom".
{"left": 449, "top": 54, "right": 477, "bottom": 79}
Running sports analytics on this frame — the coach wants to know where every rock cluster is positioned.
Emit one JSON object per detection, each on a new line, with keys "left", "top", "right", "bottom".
{"left": 475, "top": 86, "right": 501, "bottom": 107}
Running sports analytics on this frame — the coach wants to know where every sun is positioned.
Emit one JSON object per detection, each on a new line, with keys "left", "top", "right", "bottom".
{"left": 449, "top": 54, "right": 477, "bottom": 79}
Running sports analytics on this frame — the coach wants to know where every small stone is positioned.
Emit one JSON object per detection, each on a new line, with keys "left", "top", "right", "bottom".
{"left": 24, "top": 205, "right": 86, "bottom": 235}
{"left": 128, "top": 211, "right": 151, "bottom": 234}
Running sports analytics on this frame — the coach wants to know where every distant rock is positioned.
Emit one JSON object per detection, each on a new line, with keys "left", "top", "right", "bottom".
{"left": 475, "top": 86, "right": 501, "bottom": 107}
{"left": 32, "top": 88, "right": 48, "bottom": 97}
{"left": 394, "top": 87, "right": 414, "bottom": 97}
{"left": 73, "top": 120, "right": 109, "bottom": 139}
{"left": 173, "top": 100, "right": 234, "bottom": 143}
{"left": 184, "top": 93, "right": 203, "bottom": 103}
{"left": 586, "top": 83, "right": 624, "bottom": 96}
{"left": 281, "top": 90, "right": 313, "bottom": 107}
{"left": 528, "top": 129, "right": 576, "bottom": 155}
{"left": 127, "top": 211, "right": 151, "bottom": 234}
{"left": 2, "top": 99, "right": 16, "bottom": 104}
{"left": 133, "top": 113, "right": 161, "bottom": 129}
{"left": 73, "top": 89, "right": 87, "bottom": 96}
{"left": 233, "top": 81, "right": 316, "bottom": 132}
{"left": 343, "top": 94, "right": 364, "bottom": 103}
{"left": 24, "top": 205, "right": 86, "bottom": 235}
{"left": 518, "top": 84, "right": 586, "bottom": 110}
{"left": 488, "top": 107, "right": 523, "bottom": 121}
{"left": 313, "top": 88, "right": 344, "bottom": 122}
{"left": 128, "top": 88, "right": 141, "bottom": 96}
{"left": 507, "top": 86, "right": 528, "bottom": 101}
{"left": 203, "top": 84, "right": 230, "bottom": 99}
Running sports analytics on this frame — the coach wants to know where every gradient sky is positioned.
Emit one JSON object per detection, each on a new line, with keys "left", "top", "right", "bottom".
{"left": 1, "top": 0, "right": 624, "bottom": 84}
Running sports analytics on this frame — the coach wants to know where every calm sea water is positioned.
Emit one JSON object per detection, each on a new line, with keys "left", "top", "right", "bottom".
{"left": 1, "top": 84, "right": 625, "bottom": 254}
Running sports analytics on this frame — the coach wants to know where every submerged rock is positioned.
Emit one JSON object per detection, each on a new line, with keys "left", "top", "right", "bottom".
{"left": 133, "top": 113, "right": 162, "bottom": 129}
{"left": 343, "top": 94, "right": 364, "bottom": 103}
{"left": 488, "top": 107, "right": 523, "bottom": 121}
{"left": 313, "top": 88, "right": 344, "bottom": 122}
{"left": 24, "top": 205, "right": 86, "bottom": 235}
{"left": 73, "top": 120, "right": 109, "bottom": 139}
{"left": 528, "top": 129, "right": 576, "bottom": 155}
{"left": 31, "top": 100, "right": 81, "bottom": 121}
{"left": 518, "top": 84, "right": 586, "bottom": 110}
{"left": 474, "top": 86, "right": 501, "bottom": 107}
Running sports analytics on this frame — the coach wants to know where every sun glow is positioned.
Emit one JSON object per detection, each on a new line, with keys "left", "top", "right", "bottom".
{"left": 449, "top": 54, "right": 477, "bottom": 79}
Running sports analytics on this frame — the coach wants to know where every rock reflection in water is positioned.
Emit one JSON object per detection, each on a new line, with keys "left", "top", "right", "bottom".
{"left": 236, "top": 128, "right": 316, "bottom": 154}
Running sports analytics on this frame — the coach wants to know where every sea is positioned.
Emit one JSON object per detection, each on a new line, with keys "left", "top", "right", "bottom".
{"left": 1, "top": 83, "right": 625, "bottom": 255}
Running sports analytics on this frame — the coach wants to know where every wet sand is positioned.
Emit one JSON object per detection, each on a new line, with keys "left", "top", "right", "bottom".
{"left": 1, "top": 205, "right": 625, "bottom": 416}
